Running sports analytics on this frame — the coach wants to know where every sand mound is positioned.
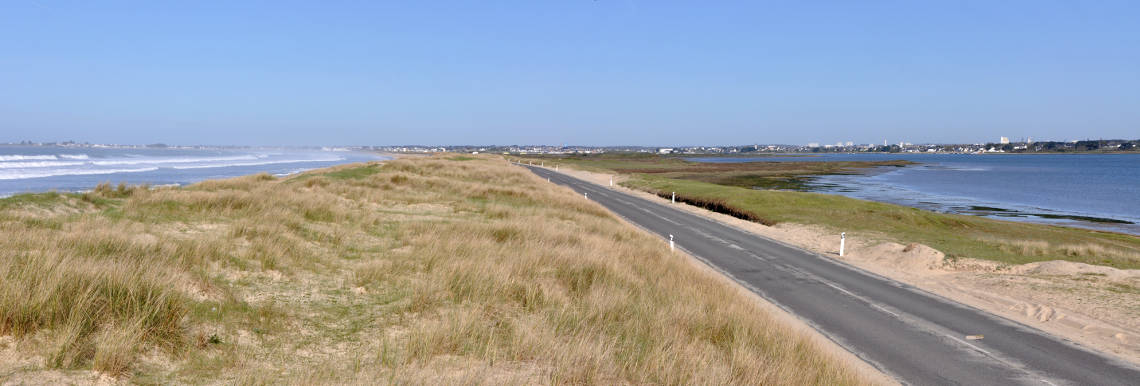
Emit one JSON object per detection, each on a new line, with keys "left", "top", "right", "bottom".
{"left": 1010, "top": 260, "right": 1140, "bottom": 280}
{"left": 1011, "top": 303, "right": 1063, "bottom": 322}
{"left": 856, "top": 242, "right": 945, "bottom": 271}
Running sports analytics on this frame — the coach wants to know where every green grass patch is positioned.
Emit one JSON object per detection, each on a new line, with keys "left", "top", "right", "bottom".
{"left": 623, "top": 174, "right": 1140, "bottom": 269}
{"left": 0, "top": 192, "right": 70, "bottom": 209}
{"left": 322, "top": 164, "right": 383, "bottom": 180}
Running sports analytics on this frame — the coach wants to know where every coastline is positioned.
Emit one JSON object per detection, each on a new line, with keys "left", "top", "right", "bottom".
{"left": 684, "top": 154, "right": 1140, "bottom": 235}
{"left": 805, "top": 169, "right": 1140, "bottom": 235}
{"left": 0, "top": 146, "right": 387, "bottom": 198}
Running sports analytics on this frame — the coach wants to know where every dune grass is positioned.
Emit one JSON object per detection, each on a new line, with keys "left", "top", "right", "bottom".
{"left": 624, "top": 174, "right": 1140, "bottom": 269}
{"left": 0, "top": 156, "right": 869, "bottom": 384}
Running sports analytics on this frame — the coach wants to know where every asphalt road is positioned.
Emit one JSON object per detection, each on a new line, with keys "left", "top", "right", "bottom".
{"left": 523, "top": 164, "right": 1140, "bottom": 385}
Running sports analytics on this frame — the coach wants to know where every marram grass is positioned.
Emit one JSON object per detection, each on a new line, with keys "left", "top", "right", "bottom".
{"left": 0, "top": 156, "right": 869, "bottom": 385}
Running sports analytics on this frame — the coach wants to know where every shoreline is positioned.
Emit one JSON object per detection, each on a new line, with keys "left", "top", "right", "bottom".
{"left": 0, "top": 147, "right": 388, "bottom": 198}
{"left": 801, "top": 171, "right": 1140, "bottom": 235}
{"left": 687, "top": 157, "right": 1140, "bottom": 235}
{"left": 518, "top": 152, "right": 1140, "bottom": 239}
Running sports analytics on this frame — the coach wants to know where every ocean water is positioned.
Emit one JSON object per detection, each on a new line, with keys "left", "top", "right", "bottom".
{"left": 687, "top": 153, "right": 1140, "bottom": 234}
{"left": 0, "top": 145, "right": 387, "bottom": 197}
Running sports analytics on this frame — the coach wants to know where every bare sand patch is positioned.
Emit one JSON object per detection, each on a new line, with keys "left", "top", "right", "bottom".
{"left": 1009, "top": 260, "right": 1140, "bottom": 279}
{"left": 1, "top": 335, "right": 119, "bottom": 385}
{"left": 556, "top": 166, "right": 1140, "bottom": 366}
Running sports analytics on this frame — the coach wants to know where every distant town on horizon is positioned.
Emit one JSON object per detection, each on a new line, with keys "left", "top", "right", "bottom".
{"left": 6, "top": 137, "right": 1140, "bottom": 155}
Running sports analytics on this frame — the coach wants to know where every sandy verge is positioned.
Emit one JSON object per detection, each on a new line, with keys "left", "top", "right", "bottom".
{"left": 551, "top": 166, "right": 1140, "bottom": 367}
{"left": 0, "top": 335, "right": 119, "bottom": 385}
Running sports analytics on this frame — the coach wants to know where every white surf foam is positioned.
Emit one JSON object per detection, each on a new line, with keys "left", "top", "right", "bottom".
{"left": 274, "top": 168, "right": 313, "bottom": 177}
{"left": 0, "top": 155, "right": 58, "bottom": 161}
{"left": 0, "top": 161, "right": 86, "bottom": 169}
{"left": 0, "top": 167, "right": 160, "bottom": 180}
{"left": 171, "top": 157, "right": 345, "bottom": 170}
{"left": 90, "top": 155, "right": 259, "bottom": 166}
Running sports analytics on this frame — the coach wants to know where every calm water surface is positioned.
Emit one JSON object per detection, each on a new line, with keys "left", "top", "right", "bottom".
{"left": 0, "top": 145, "right": 386, "bottom": 197}
{"left": 688, "top": 154, "right": 1140, "bottom": 234}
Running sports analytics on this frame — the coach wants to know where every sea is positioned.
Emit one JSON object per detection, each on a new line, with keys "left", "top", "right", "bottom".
{"left": 0, "top": 145, "right": 387, "bottom": 197}
{"left": 687, "top": 153, "right": 1140, "bottom": 235}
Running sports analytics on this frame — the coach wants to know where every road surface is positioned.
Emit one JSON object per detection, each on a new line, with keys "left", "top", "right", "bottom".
{"left": 523, "top": 164, "right": 1140, "bottom": 385}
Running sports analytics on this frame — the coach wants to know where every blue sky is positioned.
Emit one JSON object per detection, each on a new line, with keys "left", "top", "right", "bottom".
{"left": 1, "top": 1, "right": 1138, "bottom": 146}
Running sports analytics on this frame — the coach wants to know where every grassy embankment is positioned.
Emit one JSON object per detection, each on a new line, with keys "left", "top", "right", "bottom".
{"left": 0, "top": 156, "right": 868, "bottom": 384}
{"left": 522, "top": 154, "right": 1140, "bottom": 269}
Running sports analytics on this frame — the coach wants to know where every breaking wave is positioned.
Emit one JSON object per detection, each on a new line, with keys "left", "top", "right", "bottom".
{"left": 171, "top": 157, "right": 345, "bottom": 170}
{"left": 0, "top": 154, "right": 91, "bottom": 161}
{"left": 0, "top": 161, "right": 86, "bottom": 169}
{"left": 0, "top": 167, "right": 160, "bottom": 181}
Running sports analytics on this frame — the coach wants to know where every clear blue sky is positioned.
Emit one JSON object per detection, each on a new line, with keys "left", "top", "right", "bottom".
{"left": 2, "top": 1, "right": 1138, "bottom": 146}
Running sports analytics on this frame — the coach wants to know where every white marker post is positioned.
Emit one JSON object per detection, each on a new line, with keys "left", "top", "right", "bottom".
{"left": 669, "top": 234, "right": 675, "bottom": 252}
{"left": 609, "top": 176, "right": 613, "bottom": 187}
{"left": 555, "top": 165, "right": 558, "bottom": 171}
{"left": 541, "top": 161, "right": 544, "bottom": 167}
{"left": 840, "top": 232, "right": 846, "bottom": 257}
{"left": 584, "top": 192, "right": 588, "bottom": 199}
{"left": 671, "top": 192, "right": 676, "bottom": 204}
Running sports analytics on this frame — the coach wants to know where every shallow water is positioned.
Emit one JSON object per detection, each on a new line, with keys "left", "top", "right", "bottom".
{"left": 0, "top": 145, "right": 386, "bottom": 197}
{"left": 687, "top": 153, "right": 1140, "bottom": 234}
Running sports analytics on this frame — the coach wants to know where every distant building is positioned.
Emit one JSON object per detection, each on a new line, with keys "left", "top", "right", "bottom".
{"left": 845, "top": 141, "right": 854, "bottom": 146}
{"left": 807, "top": 142, "right": 820, "bottom": 148}
{"left": 658, "top": 148, "right": 674, "bottom": 154}
{"left": 1000, "top": 137, "right": 1010, "bottom": 144}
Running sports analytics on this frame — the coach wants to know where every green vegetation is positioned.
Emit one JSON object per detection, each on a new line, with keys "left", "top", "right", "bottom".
{"left": 0, "top": 191, "right": 70, "bottom": 209}
{"left": 624, "top": 174, "right": 1140, "bottom": 269}
{"left": 0, "top": 157, "right": 868, "bottom": 384}
{"left": 320, "top": 163, "right": 383, "bottom": 179}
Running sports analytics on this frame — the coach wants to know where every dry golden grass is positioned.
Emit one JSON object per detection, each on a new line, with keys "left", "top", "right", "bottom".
{"left": 0, "top": 156, "right": 870, "bottom": 384}
{"left": 988, "top": 238, "right": 1140, "bottom": 262}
